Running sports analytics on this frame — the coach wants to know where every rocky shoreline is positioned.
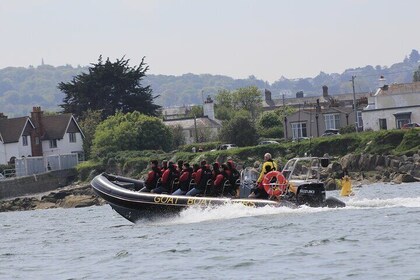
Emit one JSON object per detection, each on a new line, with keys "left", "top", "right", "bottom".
{"left": 1, "top": 152, "right": 419, "bottom": 213}
{"left": 0, "top": 183, "right": 105, "bottom": 212}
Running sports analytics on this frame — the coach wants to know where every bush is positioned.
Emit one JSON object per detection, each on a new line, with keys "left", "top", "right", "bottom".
{"left": 76, "top": 161, "right": 105, "bottom": 181}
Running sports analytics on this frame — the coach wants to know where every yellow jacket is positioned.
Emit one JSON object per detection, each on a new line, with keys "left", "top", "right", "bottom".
{"left": 257, "top": 160, "right": 278, "bottom": 183}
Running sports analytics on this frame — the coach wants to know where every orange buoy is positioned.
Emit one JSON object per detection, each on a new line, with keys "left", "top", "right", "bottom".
{"left": 262, "top": 171, "right": 287, "bottom": 197}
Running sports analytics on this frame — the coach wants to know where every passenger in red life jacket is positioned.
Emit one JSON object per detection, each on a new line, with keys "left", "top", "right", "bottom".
{"left": 140, "top": 160, "right": 161, "bottom": 192}
{"left": 152, "top": 161, "right": 179, "bottom": 194}
{"left": 172, "top": 163, "right": 193, "bottom": 195}
{"left": 226, "top": 160, "right": 240, "bottom": 196}
{"left": 212, "top": 162, "right": 225, "bottom": 196}
{"left": 190, "top": 163, "right": 200, "bottom": 189}
{"left": 176, "top": 160, "right": 184, "bottom": 173}
{"left": 186, "top": 160, "right": 212, "bottom": 196}
{"left": 160, "top": 160, "right": 168, "bottom": 172}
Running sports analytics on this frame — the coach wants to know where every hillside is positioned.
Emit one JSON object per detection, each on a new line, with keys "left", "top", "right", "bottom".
{"left": 0, "top": 50, "right": 419, "bottom": 117}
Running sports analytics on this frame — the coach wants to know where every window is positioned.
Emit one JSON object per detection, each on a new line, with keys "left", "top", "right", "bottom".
{"left": 357, "top": 111, "right": 363, "bottom": 129}
{"left": 324, "top": 114, "right": 340, "bottom": 130}
{"left": 50, "top": 139, "right": 57, "bottom": 148}
{"left": 379, "top": 118, "right": 387, "bottom": 130}
{"left": 394, "top": 112, "right": 411, "bottom": 129}
{"left": 22, "top": 135, "right": 28, "bottom": 146}
{"left": 69, "top": 133, "right": 76, "bottom": 143}
{"left": 35, "top": 137, "right": 40, "bottom": 145}
{"left": 291, "top": 122, "right": 307, "bottom": 139}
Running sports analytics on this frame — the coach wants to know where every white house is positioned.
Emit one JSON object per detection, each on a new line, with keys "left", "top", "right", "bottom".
{"left": 163, "top": 96, "right": 222, "bottom": 144}
{"left": 0, "top": 115, "right": 35, "bottom": 165}
{"left": 30, "top": 107, "right": 85, "bottom": 161}
{"left": 362, "top": 82, "right": 420, "bottom": 130}
{"left": 0, "top": 107, "right": 85, "bottom": 165}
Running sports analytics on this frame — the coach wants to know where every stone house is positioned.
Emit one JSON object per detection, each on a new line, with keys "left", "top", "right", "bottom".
{"left": 264, "top": 86, "right": 370, "bottom": 140}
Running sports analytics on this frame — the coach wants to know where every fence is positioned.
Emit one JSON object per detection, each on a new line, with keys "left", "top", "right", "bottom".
{"left": 14, "top": 154, "right": 79, "bottom": 177}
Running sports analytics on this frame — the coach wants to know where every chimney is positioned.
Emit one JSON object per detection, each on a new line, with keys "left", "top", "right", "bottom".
{"left": 203, "top": 96, "right": 215, "bottom": 120}
{"left": 264, "top": 89, "right": 272, "bottom": 101}
{"left": 379, "top": 76, "right": 388, "bottom": 90}
{"left": 0, "top": 113, "right": 7, "bottom": 119}
{"left": 322, "top": 85, "right": 328, "bottom": 97}
{"left": 30, "top": 106, "right": 44, "bottom": 156}
{"left": 296, "top": 91, "right": 304, "bottom": 98}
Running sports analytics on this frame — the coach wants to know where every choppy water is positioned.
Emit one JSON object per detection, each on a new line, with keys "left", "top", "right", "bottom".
{"left": 1, "top": 182, "right": 420, "bottom": 280}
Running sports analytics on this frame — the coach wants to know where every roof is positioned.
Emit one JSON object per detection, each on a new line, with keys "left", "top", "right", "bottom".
{"left": 41, "top": 114, "right": 84, "bottom": 140}
{"left": 163, "top": 116, "right": 222, "bottom": 129}
{"left": 0, "top": 117, "right": 34, "bottom": 143}
{"left": 263, "top": 92, "right": 371, "bottom": 108}
{"left": 375, "top": 82, "right": 420, "bottom": 96}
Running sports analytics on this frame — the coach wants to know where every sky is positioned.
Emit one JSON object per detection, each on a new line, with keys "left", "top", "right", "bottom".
{"left": 1, "top": 0, "right": 420, "bottom": 82}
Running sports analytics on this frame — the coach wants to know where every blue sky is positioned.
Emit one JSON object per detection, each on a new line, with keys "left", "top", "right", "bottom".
{"left": 1, "top": 0, "right": 419, "bottom": 82}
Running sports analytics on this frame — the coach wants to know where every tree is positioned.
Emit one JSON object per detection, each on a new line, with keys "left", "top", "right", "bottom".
{"left": 409, "top": 49, "right": 420, "bottom": 64}
{"left": 414, "top": 66, "right": 420, "bottom": 82}
{"left": 214, "top": 87, "right": 263, "bottom": 121}
{"left": 78, "top": 109, "right": 103, "bottom": 159}
{"left": 169, "top": 124, "right": 186, "bottom": 148}
{"left": 91, "top": 111, "right": 172, "bottom": 158}
{"left": 186, "top": 105, "right": 203, "bottom": 118}
{"left": 257, "top": 111, "right": 283, "bottom": 138}
{"left": 59, "top": 56, "right": 160, "bottom": 120}
{"left": 233, "top": 86, "right": 263, "bottom": 121}
{"left": 219, "top": 111, "right": 258, "bottom": 147}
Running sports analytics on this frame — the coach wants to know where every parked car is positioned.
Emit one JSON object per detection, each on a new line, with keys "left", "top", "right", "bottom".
{"left": 211, "top": 144, "right": 238, "bottom": 151}
{"left": 258, "top": 140, "right": 280, "bottom": 145}
{"left": 401, "top": 122, "right": 420, "bottom": 129}
{"left": 322, "top": 129, "right": 340, "bottom": 137}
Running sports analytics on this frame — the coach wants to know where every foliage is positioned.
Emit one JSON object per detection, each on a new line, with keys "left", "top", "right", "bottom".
{"left": 76, "top": 160, "right": 104, "bottom": 181}
{"left": 219, "top": 111, "right": 258, "bottom": 147}
{"left": 214, "top": 87, "right": 262, "bottom": 121}
{"left": 186, "top": 105, "right": 203, "bottom": 118}
{"left": 169, "top": 124, "right": 186, "bottom": 148}
{"left": 78, "top": 109, "right": 102, "bottom": 159}
{"left": 394, "top": 129, "right": 420, "bottom": 155}
{"left": 414, "top": 65, "right": 420, "bottom": 82}
{"left": 1, "top": 50, "right": 419, "bottom": 118}
{"left": 339, "top": 124, "right": 356, "bottom": 134}
{"left": 91, "top": 111, "right": 173, "bottom": 159}
{"left": 59, "top": 56, "right": 160, "bottom": 120}
{"left": 257, "top": 111, "right": 284, "bottom": 138}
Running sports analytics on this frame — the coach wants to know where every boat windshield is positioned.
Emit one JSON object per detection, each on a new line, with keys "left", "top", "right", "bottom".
{"left": 282, "top": 157, "right": 320, "bottom": 182}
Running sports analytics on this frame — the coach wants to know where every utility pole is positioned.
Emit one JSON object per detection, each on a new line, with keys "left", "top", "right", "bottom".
{"left": 351, "top": 75, "right": 358, "bottom": 133}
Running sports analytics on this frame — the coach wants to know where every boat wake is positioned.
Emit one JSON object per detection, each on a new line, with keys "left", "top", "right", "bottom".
{"left": 144, "top": 203, "right": 330, "bottom": 225}
{"left": 344, "top": 196, "right": 420, "bottom": 209}
{"left": 142, "top": 195, "right": 420, "bottom": 225}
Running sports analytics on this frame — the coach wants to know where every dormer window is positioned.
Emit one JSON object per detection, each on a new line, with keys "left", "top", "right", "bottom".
{"left": 22, "top": 135, "right": 28, "bottom": 146}
{"left": 69, "top": 133, "right": 76, "bottom": 143}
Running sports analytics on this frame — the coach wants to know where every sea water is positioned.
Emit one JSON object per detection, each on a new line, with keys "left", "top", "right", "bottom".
{"left": 1, "top": 182, "right": 420, "bottom": 280}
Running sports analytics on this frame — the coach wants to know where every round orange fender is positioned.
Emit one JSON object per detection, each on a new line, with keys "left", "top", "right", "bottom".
{"left": 262, "top": 171, "right": 287, "bottom": 197}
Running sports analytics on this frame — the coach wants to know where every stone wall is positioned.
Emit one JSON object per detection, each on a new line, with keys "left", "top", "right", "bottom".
{"left": 0, "top": 169, "right": 77, "bottom": 200}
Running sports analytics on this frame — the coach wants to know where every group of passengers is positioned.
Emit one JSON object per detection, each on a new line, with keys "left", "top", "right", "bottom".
{"left": 139, "top": 159, "right": 240, "bottom": 197}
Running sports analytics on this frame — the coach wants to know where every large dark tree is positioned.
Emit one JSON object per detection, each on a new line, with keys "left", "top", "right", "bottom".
{"left": 59, "top": 56, "right": 160, "bottom": 119}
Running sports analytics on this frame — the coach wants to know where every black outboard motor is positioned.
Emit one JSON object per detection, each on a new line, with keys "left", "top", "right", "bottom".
{"left": 295, "top": 183, "right": 326, "bottom": 207}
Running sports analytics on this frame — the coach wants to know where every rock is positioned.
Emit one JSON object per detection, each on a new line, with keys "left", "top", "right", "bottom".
{"left": 324, "top": 178, "right": 337, "bottom": 190}
{"left": 399, "top": 163, "right": 414, "bottom": 173}
{"left": 392, "top": 174, "right": 418, "bottom": 184}
{"left": 327, "top": 162, "right": 342, "bottom": 173}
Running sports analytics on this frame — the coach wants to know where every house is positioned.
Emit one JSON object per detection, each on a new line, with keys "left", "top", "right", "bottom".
{"left": 362, "top": 81, "right": 420, "bottom": 130}
{"left": 30, "top": 107, "right": 85, "bottom": 160}
{"left": 0, "top": 107, "right": 85, "bottom": 165}
{"left": 0, "top": 114, "right": 35, "bottom": 164}
{"left": 269, "top": 86, "right": 369, "bottom": 140}
{"left": 163, "top": 96, "right": 222, "bottom": 144}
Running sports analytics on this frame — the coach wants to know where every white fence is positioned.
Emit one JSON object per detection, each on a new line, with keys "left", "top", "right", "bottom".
{"left": 15, "top": 154, "right": 79, "bottom": 177}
